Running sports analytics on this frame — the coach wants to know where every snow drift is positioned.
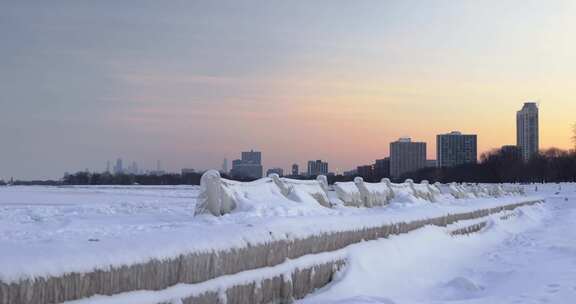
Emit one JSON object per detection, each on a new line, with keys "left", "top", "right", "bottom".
{"left": 195, "top": 171, "right": 528, "bottom": 216}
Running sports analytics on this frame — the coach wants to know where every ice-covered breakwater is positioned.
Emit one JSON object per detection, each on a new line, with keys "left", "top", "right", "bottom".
{"left": 0, "top": 178, "right": 538, "bottom": 304}
{"left": 195, "top": 170, "right": 524, "bottom": 215}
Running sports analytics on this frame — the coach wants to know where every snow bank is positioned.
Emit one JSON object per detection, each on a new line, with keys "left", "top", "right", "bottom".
{"left": 300, "top": 202, "right": 549, "bottom": 304}
{"left": 63, "top": 249, "right": 347, "bottom": 304}
{"left": 0, "top": 182, "right": 547, "bottom": 304}
{"left": 385, "top": 179, "right": 425, "bottom": 203}
{"left": 195, "top": 171, "right": 532, "bottom": 216}
{"left": 409, "top": 179, "right": 437, "bottom": 202}
{"left": 357, "top": 178, "right": 393, "bottom": 208}
{"left": 195, "top": 171, "right": 329, "bottom": 216}
{"left": 278, "top": 175, "right": 331, "bottom": 208}
{"left": 435, "top": 182, "right": 473, "bottom": 199}
{"left": 333, "top": 180, "right": 363, "bottom": 207}
{"left": 334, "top": 178, "right": 392, "bottom": 208}
{"left": 55, "top": 197, "right": 551, "bottom": 304}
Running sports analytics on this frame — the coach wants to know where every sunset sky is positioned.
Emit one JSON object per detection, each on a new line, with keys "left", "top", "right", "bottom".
{"left": 1, "top": 0, "right": 576, "bottom": 179}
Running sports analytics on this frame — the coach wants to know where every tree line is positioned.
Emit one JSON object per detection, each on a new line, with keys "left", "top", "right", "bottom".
{"left": 61, "top": 171, "right": 204, "bottom": 185}
{"left": 59, "top": 171, "right": 284, "bottom": 186}
{"left": 406, "top": 147, "right": 576, "bottom": 184}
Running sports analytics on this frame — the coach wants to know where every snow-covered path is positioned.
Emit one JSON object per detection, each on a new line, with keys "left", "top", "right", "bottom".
{"left": 0, "top": 185, "right": 539, "bottom": 283}
{"left": 450, "top": 193, "right": 576, "bottom": 304}
{"left": 301, "top": 188, "right": 576, "bottom": 304}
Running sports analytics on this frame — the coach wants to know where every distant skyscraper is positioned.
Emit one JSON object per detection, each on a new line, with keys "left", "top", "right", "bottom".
{"left": 106, "top": 161, "right": 111, "bottom": 173}
{"left": 266, "top": 168, "right": 284, "bottom": 176}
{"left": 114, "top": 158, "right": 123, "bottom": 175}
{"left": 222, "top": 158, "right": 228, "bottom": 174}
{"left": 241, "top": 150, "right": 261, "bottom": 164}
{"left": 128, "top": 161, "right": 139, "bottom": 174}
{"left": 516, "top": 102, "right": 539, "bottom": 162}
{"left": 149, "top": 160, "right": 166, "bottom": 176}
{"left": 307, "top": 160, "right": 328, "bottom": 176}
{"left": 291, "top": 163, "right": 299, "bottom": 176}
{"left": 390, "top": 137, "right": 426, "bottom": 178}
{"left": 230, "top": 150, "right": 263, "bottom": 178}
{"left": 436, "top": 131, "right": 477, "bottom": 168}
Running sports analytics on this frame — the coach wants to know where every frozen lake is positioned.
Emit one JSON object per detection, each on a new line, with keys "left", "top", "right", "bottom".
{"left": 0, "top": 183, "right": 564, "bottom": 304}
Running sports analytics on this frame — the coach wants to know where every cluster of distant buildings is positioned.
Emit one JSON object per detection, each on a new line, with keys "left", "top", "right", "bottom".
{"left": 105, "top": 158, "right": 168, "bottom": 176}
{"left": 225, "top": 102, "right": 539, "bottom": 180}
{"left": 225, "top": 150, "right": 329, "bottom": 179}
{"left": 351, "top": 102, "right": 539, "bottom": 179}
{"left": 353, "top": 132, "right": 477, "bottom": 180}
{"left": 90, "top": 103, "right": 538, "bottom": 181}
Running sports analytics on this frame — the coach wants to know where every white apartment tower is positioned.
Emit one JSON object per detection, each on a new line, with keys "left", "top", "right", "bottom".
{"left": 516, "top": 102, "right": 539, "bottom": 162}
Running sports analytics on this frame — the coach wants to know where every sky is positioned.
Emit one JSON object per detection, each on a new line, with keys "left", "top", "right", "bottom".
{"left": 1, "top": 0, "right": 576, "bottom": 179}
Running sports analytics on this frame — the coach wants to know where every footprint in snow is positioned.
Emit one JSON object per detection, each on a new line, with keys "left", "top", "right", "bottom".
{"left": 545, "top": 283, "right": 560, "bottom": 294}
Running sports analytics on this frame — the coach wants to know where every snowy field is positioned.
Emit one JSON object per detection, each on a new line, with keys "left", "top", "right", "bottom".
{"left": 0, "top": 185, "right": 201, "bottom": 281}
{"left": 0, "top": 183, "right": 570, "bottom": 304}
{"left": 300, "top": 183, "right": 576, "bottom": 304}
{"left": 0, "top": 184, "right": 540, "bottom": 284}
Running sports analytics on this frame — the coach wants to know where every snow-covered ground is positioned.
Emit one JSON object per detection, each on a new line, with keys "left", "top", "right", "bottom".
{"left": 0, "top": 184, "right": 539, "bottom": 284}
{"left": 300, "top": 183, "right": 576, "bottom": 304}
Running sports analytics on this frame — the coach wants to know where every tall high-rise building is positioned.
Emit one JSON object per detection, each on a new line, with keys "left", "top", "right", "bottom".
{"left": 389, "top": 137, "right": 426, "bottom": 178}
{"left": 128, "top": 161, "right": 139, "bottom": 175}
{"left": 114, "top": 158, "right": 123, "bottom": 175}
{"left": 516, "top": 102, "right": 539, "bottom": 162}
{"left": 241, "top": 150, "right": 261, "bottom": 164}
{"left": 436, "top": 131, "right": 477, "bottom": 168}
{"left": 230, "top": 150, "right": 263, "bottom": 178}
{"left": 149, "top": 160, "right": 166, "bottom": 176}
{"left": 291, "top": 163, "right": 299, "bottom": 176}
{"left": 222, "top": 158, "right": 228, "bottom": 174}
{"left": 307, "top": 160, "right": 328, "bottom": 176}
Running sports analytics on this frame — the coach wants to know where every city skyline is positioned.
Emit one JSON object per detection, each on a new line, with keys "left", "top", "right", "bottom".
{"left": 0, "top": 100, "right": 566, "bottom": 180}
{"left": 0, "top": 99, "right": 553, "bottom": 180}
{"left": 73, "top": 104, "right": 521, "bottom": 178}
{"left": 2, "top": 1, "right": 576, "bottom": 180}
